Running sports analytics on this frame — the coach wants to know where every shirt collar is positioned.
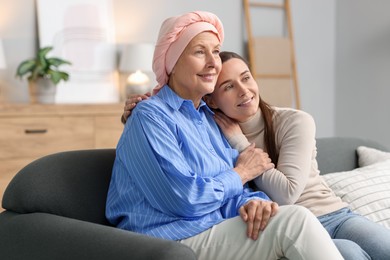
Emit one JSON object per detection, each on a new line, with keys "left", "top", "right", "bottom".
{"left": 157, "top": 85, "right": 213, "bottom": 114}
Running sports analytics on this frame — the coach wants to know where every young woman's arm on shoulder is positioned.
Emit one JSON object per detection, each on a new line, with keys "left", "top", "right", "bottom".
{"left": 121, "top": 93, "right": 151, "bottom": 124}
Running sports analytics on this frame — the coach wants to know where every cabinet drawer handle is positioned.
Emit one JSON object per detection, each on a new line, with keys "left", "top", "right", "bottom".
{"left": 25, "top": 129, "right": 48, "bottom": 134}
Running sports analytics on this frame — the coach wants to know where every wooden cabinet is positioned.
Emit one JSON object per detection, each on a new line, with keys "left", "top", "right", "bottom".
{"left": 0, "top": 103, "right": 124, "bottom": 211}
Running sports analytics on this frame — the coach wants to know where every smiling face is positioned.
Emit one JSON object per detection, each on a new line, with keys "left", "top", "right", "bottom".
{"left": 168, "top": 32, "right": 221, "bottom": 107}
{"left": 207, "top": 57, "right": 260, "bottom": 122}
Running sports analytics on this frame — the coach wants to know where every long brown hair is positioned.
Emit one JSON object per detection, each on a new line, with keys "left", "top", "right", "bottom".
{"left": 219, "top": 51, "right": 279, "bottom": 166}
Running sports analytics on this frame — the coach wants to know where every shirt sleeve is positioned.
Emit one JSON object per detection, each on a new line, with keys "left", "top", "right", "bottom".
{"left": 120, "top": 109, "right": 245, "bottom": 218}
{"left": 254, "top": 111, "right": 316, "bottom": 205}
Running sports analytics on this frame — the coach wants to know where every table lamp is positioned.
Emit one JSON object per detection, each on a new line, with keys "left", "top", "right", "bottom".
{"left": 119, "top": 43, "right": 154, "bottom": 95}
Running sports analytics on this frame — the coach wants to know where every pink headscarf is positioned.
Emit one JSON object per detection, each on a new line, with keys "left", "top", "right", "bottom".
{"left": 152, "top": 11, "right": 224, "bottom": 95}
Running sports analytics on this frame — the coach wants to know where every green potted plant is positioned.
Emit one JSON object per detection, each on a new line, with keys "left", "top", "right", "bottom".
{"left": 16, "top": 46, "right": 71, "bottom": 104}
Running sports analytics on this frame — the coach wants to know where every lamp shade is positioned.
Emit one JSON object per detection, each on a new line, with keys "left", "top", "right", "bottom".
{"left": 0, "top": 39, "right": 6, "bottom": 69}
{"left": 119, "top": 43, "right": 154, "bottom": 72}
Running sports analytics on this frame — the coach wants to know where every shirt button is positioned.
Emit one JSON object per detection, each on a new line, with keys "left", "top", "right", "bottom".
{"left": 198, "top": 120, "right": 202, "bottom": 125}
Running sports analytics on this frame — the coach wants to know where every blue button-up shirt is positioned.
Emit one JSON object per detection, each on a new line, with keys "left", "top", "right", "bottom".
{"left": 106, "top": 86, "right": 270, "bottom": 240}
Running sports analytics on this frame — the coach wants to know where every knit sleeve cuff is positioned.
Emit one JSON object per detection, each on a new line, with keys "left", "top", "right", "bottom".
{"left": 227, "top": 134, "right": 251, "bottom": 153}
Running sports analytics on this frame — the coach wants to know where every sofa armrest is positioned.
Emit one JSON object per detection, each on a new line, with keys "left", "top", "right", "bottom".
{"left": 0, "top": 211, "right": 196, "bottom": 260}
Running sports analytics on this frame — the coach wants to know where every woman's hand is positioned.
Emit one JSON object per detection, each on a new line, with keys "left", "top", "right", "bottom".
{"left": 234, "top": 144, "right": 275, "bottom": 185}
{"left": 239, "top": 200, "right": 279, "bottom": 240}
{"left": 214, "top": 111, "right": 242, "bottom": 140}
{"left": 121, "top": 92, "right": 151, "bottom": 124}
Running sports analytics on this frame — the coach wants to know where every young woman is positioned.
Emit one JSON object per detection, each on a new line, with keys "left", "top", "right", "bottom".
{"left": 123, "top": 51, "right": 390, "bottom": 260}
{"left": 203, "top": 51, "right": 390, "bottom": 260}
{"left": 109, "top": 11, "right": 343, "bottom": 260}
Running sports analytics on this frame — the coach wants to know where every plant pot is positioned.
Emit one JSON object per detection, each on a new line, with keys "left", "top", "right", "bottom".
{"left": 29, "top": 78, "right": 57, "bottom": 104}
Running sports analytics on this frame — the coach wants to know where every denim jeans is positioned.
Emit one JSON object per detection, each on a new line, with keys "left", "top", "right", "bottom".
{"left": 318, "top": 207, "right": 390, "bottom": 260}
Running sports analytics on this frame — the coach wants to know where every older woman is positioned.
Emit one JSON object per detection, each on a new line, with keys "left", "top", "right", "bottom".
{"left": 106, "top": 11, "right": 343, "bottom": 260}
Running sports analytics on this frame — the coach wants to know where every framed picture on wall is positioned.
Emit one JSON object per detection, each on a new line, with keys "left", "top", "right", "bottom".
{"left": 36, "top": 0, "right": 119, "bottom": 103}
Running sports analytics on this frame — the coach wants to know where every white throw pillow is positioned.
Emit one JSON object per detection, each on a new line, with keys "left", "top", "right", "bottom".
{"left": 357, "top": 146, "right": 390, "bottom": 167}
{"left": 322, "top": 159, "right": 390, "bottom": 229}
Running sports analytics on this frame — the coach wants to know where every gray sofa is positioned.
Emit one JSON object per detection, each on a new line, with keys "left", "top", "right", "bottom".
{"left": 0, "top": 137, "right": 387, "bottom": 260}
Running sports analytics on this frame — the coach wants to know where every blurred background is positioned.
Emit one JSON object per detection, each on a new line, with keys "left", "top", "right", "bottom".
{"left": 0, "top": 0, "right": 389, "bottom": 149}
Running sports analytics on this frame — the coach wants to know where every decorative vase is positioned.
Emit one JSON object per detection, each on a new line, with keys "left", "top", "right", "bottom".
{"left": 29, "top": 78, "right": 57, "bottom": 104}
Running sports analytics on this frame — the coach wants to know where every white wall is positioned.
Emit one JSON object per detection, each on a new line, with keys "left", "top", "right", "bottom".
{"left": 291, "top": 0, "right": 336, "bottom": 137}
{"left": 113, "top": 0, "right": 244, "bottom": 54}
{"left": 335, "top": 0, "right": 390, "bottom": 149}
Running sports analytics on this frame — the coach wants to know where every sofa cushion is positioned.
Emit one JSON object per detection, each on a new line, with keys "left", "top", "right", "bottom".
{"left": 322, "top": 159, "right": 390, "bottom": 229}
{"left": 357, "top": 146, "right": 390, "bottom": 167}
{"left": 2, "top": 149, "right": 116, "bottom": 225}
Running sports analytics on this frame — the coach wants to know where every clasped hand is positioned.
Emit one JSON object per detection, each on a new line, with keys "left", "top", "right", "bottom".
{"left": 234, "top": 143, "right": 275, "bottom": 185}
{"left": 240, "top": 200, "right": 279, "bottom": 240}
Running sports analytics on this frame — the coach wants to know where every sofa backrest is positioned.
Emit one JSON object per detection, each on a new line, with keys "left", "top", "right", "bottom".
{"left": 2, "top": 149, "right": 116, "bottom": 225}
{"left": 3, "top": 137, "right": 388, "bottom": 224}
{"left": 316, "top": 137, "right": 388, "bottom": 175}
